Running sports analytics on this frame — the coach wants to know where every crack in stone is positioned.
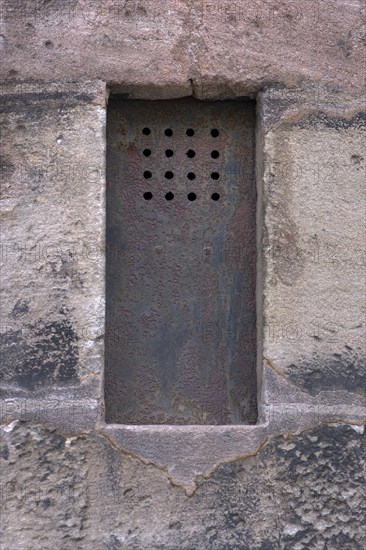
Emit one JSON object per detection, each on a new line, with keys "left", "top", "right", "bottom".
{"left": 2, "top": 418, "right": 366, "bottom": 498}
{"left": 264, "top": 357, "right": 311, "bottom": 396}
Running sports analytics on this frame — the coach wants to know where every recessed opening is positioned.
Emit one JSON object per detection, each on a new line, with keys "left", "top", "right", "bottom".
{"left": 106, "top": 97, "right": 257, "bottom": 425}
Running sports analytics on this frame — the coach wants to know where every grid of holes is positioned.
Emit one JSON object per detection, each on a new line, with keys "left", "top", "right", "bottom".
{"left": 142, "top": 127, "right": 221, "bottom": 202}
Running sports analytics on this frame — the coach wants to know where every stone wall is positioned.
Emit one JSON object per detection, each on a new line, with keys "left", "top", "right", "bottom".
{"left": 1, "top": 1, "right": 365, "bottom": 548}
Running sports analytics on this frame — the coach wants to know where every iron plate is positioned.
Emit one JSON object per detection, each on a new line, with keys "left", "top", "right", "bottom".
{"left": 105, "top": 97, "right": 257, "bottom": 424}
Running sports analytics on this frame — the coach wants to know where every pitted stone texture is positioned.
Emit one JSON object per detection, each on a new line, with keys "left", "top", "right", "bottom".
{"left": 0, "top": 0, "right": 365, "bottom": 98}
{"left": 1, "top": 422, "right": 365, "bottom": 549}
{"left": 0, "top": 422, "right": 89, "bottom": 548}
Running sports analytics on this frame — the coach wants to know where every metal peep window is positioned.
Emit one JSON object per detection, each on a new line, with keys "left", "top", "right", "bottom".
{"left": 105, "top": 97, "right": 257, "bottom": 425}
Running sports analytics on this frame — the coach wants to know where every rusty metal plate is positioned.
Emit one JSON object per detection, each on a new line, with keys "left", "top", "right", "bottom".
{"left": 105, "top": 97, "right": 257, "bottom": 424}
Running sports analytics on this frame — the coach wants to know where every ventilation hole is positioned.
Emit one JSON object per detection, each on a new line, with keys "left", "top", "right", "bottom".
{"left": 143, "top": 192, "right": 153, "bottom": 200}
{"left": 211, "top": 150, "right": 219, "bottom": 159}
{"left": 186, "top": 129, "right": 195, "bottom": 136}
{"left": 165, "top": 192, "right": 174, "bottom": 201}
{"left": 187, "top": 172, "right": 196, "bottom": 180}
{"left": 186, "top": 149, "right": 195, "bottom": 158}
{"left": 143, "top": 171, "right": 152, "bottom": 179}
{"left": 165, "top": 149, "right": 174, "bottom": 157}
{"left": 187, "top": 192, "right": 197, "bottom": 201}
{"left": 143, "top": 149, "right": 151, "bottom": 157}
{"left": 211, "top": 129, "right": 219, "bottom": 137}
{"left": 142, "top": 127, "right": 151, "bottom": 135}
{"left": 165, "top": 129, "right": 173, "bottom": 136}
{"left": 211, "top": 172, "right": 220, "bottom": 180}
{"left": 165, "top": 171, "right": 174, "bottom": 179}
{"left": 211, "top": 193, "right": 220, "bottom": 201}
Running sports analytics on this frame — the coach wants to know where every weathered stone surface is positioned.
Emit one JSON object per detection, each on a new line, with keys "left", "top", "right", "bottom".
{"left": 0, "top": 82, "right": 105, "bottom": 410}
{"left": 1, "top": 421, "right": 365, "bottom": 548}
{"left": 259, "top": 89, "right": 366, "bottom": 407}
{"left": 285, "top": 347, "right": 365, "bottom": 396}
{"left": 1, "top": 0, "right": 365, "bottom": 98}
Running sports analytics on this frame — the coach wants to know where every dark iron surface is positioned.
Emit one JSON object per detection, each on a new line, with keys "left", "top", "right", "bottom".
{"left": 105, "top": 97, "right": 257, "bottom": 424}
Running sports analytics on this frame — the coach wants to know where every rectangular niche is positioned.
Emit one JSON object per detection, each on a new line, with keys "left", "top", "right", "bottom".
{"left": 105, "top": 97, "right": 257, "bottom": 424}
